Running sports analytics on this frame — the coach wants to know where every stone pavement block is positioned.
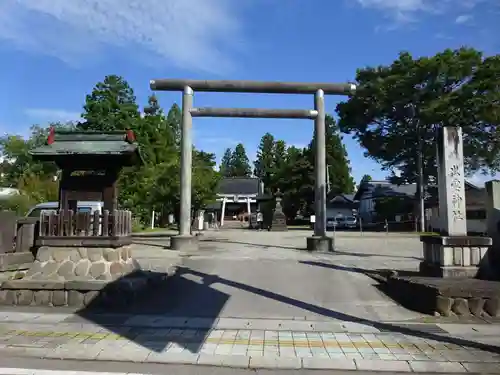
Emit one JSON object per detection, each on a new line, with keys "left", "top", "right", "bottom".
{"left": 310, "top": 322, "right": 345, "bottom": 332}
{"left": 302, "top": 357, "right": 356, "bottom": 370}
{"left": 215, "top": 318, "right": 246, "bottom": 330}
{"left": 97, "top": 347, "right": 150, "bottom": 362}
{"left": 249, "top": 356, "right": 301, "bottom": 369}
{"left": 123, "top": 315, "right": 158, "bottom": 327}
{"left": 1, "top": 347, "right": 49, "bottom": 358}
{"left": 145, "top": 351, "right": 198, "bottom": 364}
{"left": 31, "top": 314, "right": 70, "bottom": 324}
{"left": 43, "top": 347, "right": 102, "bottom": 360}
{"left": 341, "top": 322, "right": 381, "bottom": 333}
{"left": 409, "top": 360, "right": 467, "bottom": 372}
{"left": 355, "top": 358, "right": 412, "bottom": 372}
{"left": 185, "top": 318, "right": 215, "bottom": 329}
{"left": 197, "top": 354, "right": 250, "bottom": 368}
{"left": 461, "top": 362, "right": 500, "bottom": 373}
{"left": 271, "top": 320, "right": 315, "bottom": 331}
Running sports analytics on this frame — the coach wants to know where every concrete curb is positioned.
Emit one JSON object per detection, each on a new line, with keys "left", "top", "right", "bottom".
{"left": 0, "top": 347, "right": 497, "bottom": 372}
{"left": 131, "top": 232, "right": 175, "bottom": 238}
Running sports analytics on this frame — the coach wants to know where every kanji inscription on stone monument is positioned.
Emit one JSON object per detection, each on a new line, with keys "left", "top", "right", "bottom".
{"left": 437, "top": 126, "right": 467, "bottom": 235}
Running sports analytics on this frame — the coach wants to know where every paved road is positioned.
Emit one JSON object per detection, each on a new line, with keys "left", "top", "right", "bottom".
{"left": 139, "top": 229, "right": 424, "bottom": 321}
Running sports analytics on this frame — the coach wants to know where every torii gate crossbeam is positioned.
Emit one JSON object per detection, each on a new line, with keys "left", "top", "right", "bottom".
{"left": 150, "top": 78, "right": 356, "bottom": 252}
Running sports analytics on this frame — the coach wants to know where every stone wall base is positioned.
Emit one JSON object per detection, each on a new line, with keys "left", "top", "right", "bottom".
{"left": 386, "top": 275, "right": 500, "bottom": 318}
{"left": 0, "top": 270, "right": 172, "bottom": 308}
{"left": 24, "top": 245, "right": 138, "bottom": 281}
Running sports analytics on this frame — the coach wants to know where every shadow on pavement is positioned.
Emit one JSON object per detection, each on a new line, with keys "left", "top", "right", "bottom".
{"left": 75, "top": 270, "right": 229, "bottom": 354}
{"left": 177, "top": 266, "right": 500, "bottom": 355}
{"left": 75, "top": 263, "right": 500, "bottom": 357}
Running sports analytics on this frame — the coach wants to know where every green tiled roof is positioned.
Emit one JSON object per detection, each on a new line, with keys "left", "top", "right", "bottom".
{"left": 29, "top": 130, "right": 143, "bottom": 164}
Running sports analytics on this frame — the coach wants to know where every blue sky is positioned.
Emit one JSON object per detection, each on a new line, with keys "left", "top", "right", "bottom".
{"left": 0, "top": 0, "right": 498, "bottom": 185}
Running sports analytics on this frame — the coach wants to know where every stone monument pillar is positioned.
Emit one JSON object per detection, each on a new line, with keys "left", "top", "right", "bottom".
{"left": 420, "top": 126, "right": 492, "bottom": 277}
{"left": 269, "top": 190, "right": 288, "bottom": 232}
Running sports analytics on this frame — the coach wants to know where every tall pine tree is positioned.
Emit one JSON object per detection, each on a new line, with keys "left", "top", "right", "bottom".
{"left": 79, "top": 75, "right": 141, "bottom": 131}
{"left": 254, "top": 133, "right": 275, "bottom": 191}
{"left": 219, "top": 148, "right": 233, "bottom": 177}
{"left": 230, "top": 144, "right": 252, "bottom": 177}
{"left": 308, "top": 115, "right": 355, "bottom": 194}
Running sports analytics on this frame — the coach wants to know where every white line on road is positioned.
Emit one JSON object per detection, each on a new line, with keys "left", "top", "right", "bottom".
{"left": 0, "top": 368, "right": 141, "bottom": 375}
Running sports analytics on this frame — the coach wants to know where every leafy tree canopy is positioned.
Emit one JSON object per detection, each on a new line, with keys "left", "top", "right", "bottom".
{"left": 336, "top": 48, "right": 500, "bottom": 188}
{"left": 79, "top": 75, "right": 141, "bottom": 132}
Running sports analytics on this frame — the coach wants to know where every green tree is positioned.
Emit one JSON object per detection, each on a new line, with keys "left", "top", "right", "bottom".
{"left": 192, "top": 150, "right": 221, "bottom": 211}
{"left": 254, "top": 133, "right": 275, "bottom": 191}
{"left": 0, "top": 123, "right": 74, "bottom": 187}
{"left": 279, "top": 146, "right": 314, "bottom": 218}
{"left": 307, "top": 115, "right": 355, "bottom": 194}
{"left": 0, "top": 124, "right": 73, "bottom": 214}
{"left": 325, "top": 115, "right": 355, "bottom": 194}
{"left": 219, "top": 148, "right": 233, "bottom": 177}
{"left": 165, "top": 103, "right": 182, "bottom": 148}
{"left": 374, "top": 196, "right": 414, "bottom": 222}
{"left": 336, "top": 48, "right": 500, "bottom": 191}
{"left": 141, "top": 96, "right": 178, "bottom": 163}
{"left": 230, "top": 143, "right": 252, "bottom": 177}
{"left": 119, "top": 97, "right": 180, "bottom": 224}
{"left": 79, "top": 75, "right": 141, "bottom": 132}
{"left": 360, "top": 174, "right": 372, "bottom": 183}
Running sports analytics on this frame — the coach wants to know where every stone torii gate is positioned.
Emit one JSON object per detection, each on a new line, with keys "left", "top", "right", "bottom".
{"left": 150, "top": 79, "right": 356, "bottom": 251}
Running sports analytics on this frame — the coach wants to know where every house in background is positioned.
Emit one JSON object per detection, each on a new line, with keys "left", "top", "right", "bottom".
{"left": 326, "top": 194, "right": 357, "bottom": 219}
{"left": 354, "top": 180, "right": 417, "bottom": 224}
{"left": 427, "top": 181, "right": 487, "bottom": 234}
{"left": 354, "top": 178, "right": 488, "bottom": 233}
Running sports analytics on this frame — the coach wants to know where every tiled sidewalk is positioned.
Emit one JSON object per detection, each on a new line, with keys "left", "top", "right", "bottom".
{"left": 0, "top": 318, "right": 499, "bottom": 372}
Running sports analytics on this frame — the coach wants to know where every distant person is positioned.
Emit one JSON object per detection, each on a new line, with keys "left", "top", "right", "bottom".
{"left": 257, "top": 210, "right": 263, "bottom": 230}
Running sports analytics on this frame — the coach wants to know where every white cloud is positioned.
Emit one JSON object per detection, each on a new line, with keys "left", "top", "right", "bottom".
{"left": 0, "top": 0, "right": 245, "bottom": 73}
{"left": 455, "top": 14, "right": 473, "bottom": 24}
{"left": 24, "top": 108, "right": 82, "bottom": 122}
{"left": 355, "top": 0, "right": 488, "bottom": 23}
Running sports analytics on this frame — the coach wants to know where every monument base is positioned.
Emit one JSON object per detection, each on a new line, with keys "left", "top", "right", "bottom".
{"left": 420, "top": 235, "right": 492, "bottom": 278}
{"left": 170, "top": 235, "right": 199, "bottom": 251}
{"left": 306, "top": 236, "right": 334, "bottom": 252}
{"left": 0, "top": 252, "right": 34, "bottom": 272}
{"left": 419, "top": 262, "right": 480, "bottom": 278}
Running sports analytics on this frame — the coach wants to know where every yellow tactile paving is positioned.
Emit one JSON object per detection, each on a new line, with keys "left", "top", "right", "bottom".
{"left": 0, "top": 328, "right": 465, "bottom": 352}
